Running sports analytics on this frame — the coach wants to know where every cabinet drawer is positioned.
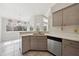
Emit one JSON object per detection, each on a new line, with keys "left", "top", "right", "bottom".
{"left": 63, "top": 39, "right": 79, "bottom": 48}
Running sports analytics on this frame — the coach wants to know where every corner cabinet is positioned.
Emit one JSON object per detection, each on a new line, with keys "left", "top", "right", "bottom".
{"left": 62, "top": 39, "right": 79, "bottom": 56}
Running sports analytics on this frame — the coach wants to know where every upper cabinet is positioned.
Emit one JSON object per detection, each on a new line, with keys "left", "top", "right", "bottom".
{"left": 53, "top": 10, "right": 63, "bottom": 26}
{"left": 52, "top": 4, "right": 79, "bottom": 26}
{"left": 63, "top": 4, "right": 79, "bottom": 26}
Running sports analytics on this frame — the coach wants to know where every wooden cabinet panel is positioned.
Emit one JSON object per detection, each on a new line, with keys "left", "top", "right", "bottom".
{"left": 30, "top": 36, "right": 39, "bottom": 50}
{"left": 63, "top": 4, "right": 79, "bottom": 26}
{"left": 22, "top": 36, "right": 47, "bottom": 52}
{"left": 53, "top": 4, "right": 79, "bottom": 26}
{"left": 62, "top": 45, "right": 79, "bottom": 56}
{"left": 37, "top": 36, "right": 47, "bottom": 50}
{"left": 62, "top": 39, "right": 79, "bottom": 56}
{"left": 53, "top": 10, "right": 63, "bottom": 26}
{"left": 30, "top": 36, "right": 47, "bottom": 50}
{"left": 22, "top": 36, "right": 30, "bottom": 53}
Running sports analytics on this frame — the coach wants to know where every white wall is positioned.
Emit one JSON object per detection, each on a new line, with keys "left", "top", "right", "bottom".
{"left": 48, "top": 3, "right": 79, "bottom": 37}
{"left": 0, "top": 4, "right": 30, "bottom": 41}
{"left": 1, "top": 18, "right": 20, "bottom": 41}
{"left": 0, "top": 3, "right": 51, "bottom": 41}
{"left": 0, "top": 18, "right": 1, "bottom": 42}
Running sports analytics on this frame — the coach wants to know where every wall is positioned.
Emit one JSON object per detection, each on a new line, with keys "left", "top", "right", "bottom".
{"left": 1, "top": 17, "right": 21, "bottom": 41}
{"left": 0, "top": 18, "right": 1, "bottom": 42}
{"left": 0, "top": 3, "right": 50, "bottom": 41}
{"left": 48, "top": 3, "right": 79, "bottom": 37}
{"left": 0, "top": 4, "right": 30, "bottom": 41}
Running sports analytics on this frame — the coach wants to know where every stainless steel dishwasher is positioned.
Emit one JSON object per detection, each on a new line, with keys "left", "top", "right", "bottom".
{"left": 47, "top": 36, "right": 62, "bottom": 56}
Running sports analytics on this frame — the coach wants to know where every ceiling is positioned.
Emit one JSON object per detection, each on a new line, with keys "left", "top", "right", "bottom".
{"left": 0, "top": 3, "right": 55, "bottom": 21}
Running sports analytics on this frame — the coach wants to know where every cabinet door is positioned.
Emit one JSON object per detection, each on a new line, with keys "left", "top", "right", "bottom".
{"left": 62, "top": 40, "right": 79, "bottom": 56}
{"left": 31, "top": 36, "right": 47, "bottom": 50}
{"left": 22, "top": 36, "right": 30, "bottom": 53}
{"left": 62, "top": 45, "right": 79, "bottom": 56}
{"left": 30, "top": 36, "right": 39, "bottom": 50}
{"left": 53, "top": 10, "right": 63, "bottom": 26}
{"left": 37, "top": 36, "right": 47, "bottom": 50}
{"left": 63, "top": 4, "right": 79, "bottom": 26}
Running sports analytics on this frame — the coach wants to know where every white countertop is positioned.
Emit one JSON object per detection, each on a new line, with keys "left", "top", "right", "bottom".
{"left": 20, "top": 33, "right": 79, "bottom": 42}
{"left": 20, "top": 34, "right": 33, "bottom": 36}
{"left": 47, "top": 33, "right": 79, "bottom": 42}
{"left": 20, "top": 33, "right": 47, "bottom": 36}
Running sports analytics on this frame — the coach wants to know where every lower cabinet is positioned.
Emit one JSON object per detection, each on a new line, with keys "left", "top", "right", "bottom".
{"left": 62, "top": 39, "right": 79, "bottom": 56}
{"left": 22, "top": 36, "right": 30, "bottom": 54}
{"left": 31, "top": 36, "right": 47, "bottom": 50}
{"left": 22, "top": 35, "right": 79, "bottom": 56}
{"left": 30, "top": 36, "right": 39, "bottom": 50}
{"left": 22, "top": 36, "right": 47, "bottom": 54}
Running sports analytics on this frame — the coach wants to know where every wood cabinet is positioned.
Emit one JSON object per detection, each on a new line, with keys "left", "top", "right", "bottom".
{"left": 62, "top": 39, "right": 79, "bottom": 56}
{"left": 38, "top": 36, "right": 47, "bottom": 50}
{"left": 22, "top": 36, "right": 30, "bottom": 54}
{"left": 53, "top": 10, "right": 63, "bottom": 26}
{"left": 31, "top": 36, "right": 47, "bottom": 50}
{"left": 30, "top": 36, "right": 39, "bottom": 50}
{"left": 53, "top": 4, "right": 79, "bottom": 26}
{"left": 63, "top": 4, "right": 79, "bottom": 26}
{"left": 22, "top": 35, "right": 47, "bottom": 54}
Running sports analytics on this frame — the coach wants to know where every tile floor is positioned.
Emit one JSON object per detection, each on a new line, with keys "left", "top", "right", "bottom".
{"left": 0, "top": 39, "right": 52, "bottom": 56}
{"left": 0, "top": 39, "right": 22, "bottom": 56}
